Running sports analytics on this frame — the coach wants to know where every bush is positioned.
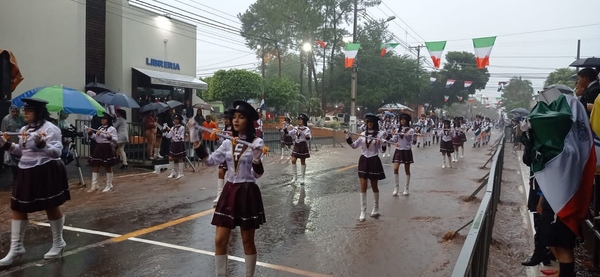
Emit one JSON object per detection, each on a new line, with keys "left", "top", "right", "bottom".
{"left": 323, "top": 121, "right": 341, "bottom": 130}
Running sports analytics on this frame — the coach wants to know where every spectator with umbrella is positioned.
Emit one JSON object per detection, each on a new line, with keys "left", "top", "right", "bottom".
{"left": 577, "top": 68, "right": 600, "bottom": 117}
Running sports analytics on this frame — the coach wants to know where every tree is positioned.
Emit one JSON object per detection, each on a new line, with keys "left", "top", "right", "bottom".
{"left": 199, "top": 76, "right": 213, "bottom": 100}
{"left": 427, "top": 51, "right": 490, "bottom": 110}
{"left": 544, "top": 68, "right": 577, "bottom": 88}
{"left": 202, "top": 69, "right": 263, "bottom": 108}
{"left": 501, "top": 77, "right": 534, "bottom": 111}
{"left": 266, "top": 76, "right": 299, "bottom": 112}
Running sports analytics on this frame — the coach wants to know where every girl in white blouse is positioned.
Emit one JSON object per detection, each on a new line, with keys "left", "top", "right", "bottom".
{"left": 87, "top": 113, "right": 118, "bottom": 192}
{"left": 345, "top": 113, "right": 387, "bottom": 221}
{"left": 389, "top": 113, "right": 414, "bottom": 196}
{"left": 0, "top": 98, "right": 70, "bottom": 266}
{"left": 195, "top": 100, "right": 265, "bottom": 277}
{"left": 164, "top": 114, "right": 186, "bottom": 179}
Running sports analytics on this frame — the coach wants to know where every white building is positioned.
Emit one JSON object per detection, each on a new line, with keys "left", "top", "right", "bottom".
{"left": 0, "top": 0, "right": 206, "bottom": 122}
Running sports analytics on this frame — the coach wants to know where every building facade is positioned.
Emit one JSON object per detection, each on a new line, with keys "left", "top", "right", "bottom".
{"left": 0, "top": 0, "right": 205, "bottom": 123}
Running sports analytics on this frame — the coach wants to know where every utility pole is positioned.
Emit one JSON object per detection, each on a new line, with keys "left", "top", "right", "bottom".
{"left": 409, "top": 44, "right": 425, "bottom": 113}
{"left": 350, "top": 0, "right": 358, "bottom": 118}
{"left": 576, "top": 39, "right": 581, "bottom": 71}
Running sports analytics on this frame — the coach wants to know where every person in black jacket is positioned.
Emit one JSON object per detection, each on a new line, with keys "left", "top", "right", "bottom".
{"left": 578, "top": 67, "right": 600, "bottom": 117}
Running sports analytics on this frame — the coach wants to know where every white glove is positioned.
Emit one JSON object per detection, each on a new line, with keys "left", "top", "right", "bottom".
{"left": 251, "top": 140, "right": 264, "bottom": 161}
{"left": 344, "top": 130, "right": 350, "bottom": 139}
{"left": 0, "top": 135, "right": 6, "bottom": 147}
{"left": 30, "top": 132, "right": 44, "bottom": 145}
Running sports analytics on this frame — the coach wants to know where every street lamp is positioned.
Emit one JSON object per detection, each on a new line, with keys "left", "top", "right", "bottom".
{"left": 302, "top": 42, "right": 312, "bottom": 53}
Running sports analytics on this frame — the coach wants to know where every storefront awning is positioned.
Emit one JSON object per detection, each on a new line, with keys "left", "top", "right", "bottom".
{"left": 133, "top": 67, "right": 208, "bottom": 90}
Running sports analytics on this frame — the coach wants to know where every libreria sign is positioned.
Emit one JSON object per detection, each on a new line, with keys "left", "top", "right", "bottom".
{"left": 145, "top": 58, "right": 181, "bottom": 71}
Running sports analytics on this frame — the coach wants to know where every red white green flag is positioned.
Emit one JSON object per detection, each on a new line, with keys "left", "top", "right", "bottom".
{"left": 316, "top": 40, "right": 327, "bottom": 48}
{"left": 425, "top": 41, "right": 447, "bottom": 68}
{"left": 457, "top": 96, "right": 463, "bottom": 101}
{"left": 380, "top": 43, "right": 399, "bottom": 57}
{"left": 345, "top": 43, "right": 361, "bottom": 68}
{"left": 529, "top": 94, "right": 595, "bottom": 235}
{"left": 464, "top": 81, "right": 473, "bottom": 88}
{"left": 444, "top": 95, "right": 449, "bottom": 102}
{"left": 473, "top": 36, "right": 496, "bottom": 69}
{"left": 445, "top": 79, "right": 455, "bottom": 88}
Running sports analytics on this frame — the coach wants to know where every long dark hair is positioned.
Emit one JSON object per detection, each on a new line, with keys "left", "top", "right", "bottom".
{"left": 365, "top": 120, "right": 379, "bottom": 137}
{"left": 117, "top": 109, "right": 127, "bottom": 120}
{"left": 231, "top": 118, "right": 256, "bottom": 143}
{"left": 102, "top": 116, "right": 114, "bottom": 127}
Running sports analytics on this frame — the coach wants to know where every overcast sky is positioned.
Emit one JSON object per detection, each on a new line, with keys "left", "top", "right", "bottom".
{"left": 140, "top": 0, "right": 600, "bottom": 102}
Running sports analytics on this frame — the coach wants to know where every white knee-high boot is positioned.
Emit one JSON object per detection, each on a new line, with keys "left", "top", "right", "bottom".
{"left": 88, "top": 172, "right": 99, "bottom": 192}
{"left": 44, "top": 216, "right": 66, "bottom": 260}
{"left": 442, "top": 155, "right": 446, "bottom": 168}
{"left": 167, "top": 161, "right": 175, "bottom": 178}
{"left": 177, "top": 162, "right": 184, "bottom": 179}
{"left": 291, "top": 163, "right": 297, "bottom": 182}
{"left": 300, "top": 165, "right": 306, "bottom": 184}
{"left": 214, "top": 179, "right": 224, "bottom": 204}
{"left": 392, "top": 173, "right": 399, "bottom": 196}
{"left": 370, "top": 192, "right": 380, "bottom": 217}
{"left": 359, "top": 192, "right": 367, "bottom": 221}
{"left": 0, "top": 220, "right": 28, "bottom": 266}
{"left": 245, "top": 254, "right": 257, "bottom": 277}
{"left": 102, "top": 173, "right": 113, "bottom": 192}
{"left": 215, "top": 254, "right": 227, "bottom": 277}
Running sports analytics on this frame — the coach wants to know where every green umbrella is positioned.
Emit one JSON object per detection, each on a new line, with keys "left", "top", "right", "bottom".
{"left": 12, "top": 85, "right": 106, "bottom": 115}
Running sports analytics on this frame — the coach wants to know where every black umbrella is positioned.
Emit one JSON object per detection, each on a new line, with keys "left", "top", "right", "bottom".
{"left": 94, "top": 91, "right": 140, "bottom": 108}
{"left": 569, "top": 57, "right": 600, "bottom": 68}
{"left": 85, "top": 82, "right": 112, "bottom": 93}
{"left": 543, "top": 84, "right": 574, "bottom": 95}
{"left": 140, "top": 102, "right": 169, "bottom": 114}
{"left": 510, "top": 108, "right": 530, "bottom": 116}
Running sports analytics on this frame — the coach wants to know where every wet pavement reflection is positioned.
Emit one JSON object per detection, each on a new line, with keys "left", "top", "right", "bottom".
{"left": 0, "top": 138, "right": 503, "bottom": 276}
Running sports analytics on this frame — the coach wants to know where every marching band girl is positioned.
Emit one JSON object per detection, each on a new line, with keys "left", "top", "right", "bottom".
{"left": 88, "top": 113, "right": 118, "bottom": 192}
{"left": 472, "top": 115, "right": 483, "bottom": 148}
{"left": 195, "top": 100, "right": 265, "bottom": 277}
{"left": 214, "top": 111, "right": 233, "bottom": 204}
{"left": 164, "top": 114, "right": 186, "bottom": 179}
{"left": 279, "top": 117, "right": 293, "bottom": 159}
{"left": 381, "top": 114, "right": 395, "bottom": 157}
{"left": 457, "top": 117, "right": 468, "bottom": 158}
{"left": 440, "top": 119, "right": 455, "bottom": 168}
{"left": 288, "top": 114, "right": 311, "bottom": 184}
{"left": 483, "top": 117, "right": 492, "bottom": 145}
{"left": 451, "top": 118, "right": 462, "bottom": 162}
{"left": 345, "top": 113, "right": 386, "bottom": 221}
{"left": 390, "top": 113, "right": 414, "bottom": 196}
{"left": 0, "top": 98, "right": 70, "bottom": 265}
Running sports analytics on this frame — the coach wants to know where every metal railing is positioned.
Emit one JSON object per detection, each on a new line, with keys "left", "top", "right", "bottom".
{"left": 451, "top": 133, "right": 505, "bottom": 277}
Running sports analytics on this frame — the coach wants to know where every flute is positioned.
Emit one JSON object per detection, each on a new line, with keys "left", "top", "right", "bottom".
{"left": 197, "top": 126, "right": 269, "bottom": 154}
{"left": 345, "top": 131, "right": 390, "bottom": 144}
{"left": 1, "top": 131, "right": 46, "bottom": 147}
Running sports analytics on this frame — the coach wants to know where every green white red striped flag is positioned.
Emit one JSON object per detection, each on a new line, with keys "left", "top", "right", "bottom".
{"left": 528, "top": 93, "right": 595, "bottom": 235}
{"left": 345, "top": 43, "right": 361, "bottom": 68}
{"left": 380, "top": 43, "right": 399, "bottom": 57}
{"left": 425, "top": 41, "right": 447, "bottom": 68}
{"left": 472, "top": 36, "right": 496, "bottom": 69}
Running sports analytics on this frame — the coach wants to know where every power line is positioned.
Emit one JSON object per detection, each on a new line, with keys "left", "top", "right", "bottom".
{"left": 175, "top": 0, "right": 241, "bottom": 26}
{"left": 197, "top": 53, "right": 256, "bottom": 69}
{"left": 443, "top": 22, "right": 600, "bottom": 42}
{"left": 380, "top": 1, "right": 427, "bottom": 42}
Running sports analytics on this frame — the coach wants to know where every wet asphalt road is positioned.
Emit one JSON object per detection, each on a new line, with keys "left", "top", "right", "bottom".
{"left": 0, "top": 134, "right": 501, "bottom": 277}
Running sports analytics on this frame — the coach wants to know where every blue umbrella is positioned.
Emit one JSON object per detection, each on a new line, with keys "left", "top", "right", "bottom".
{"left": 94, "top": 91, "right": 140, "bottom": 108}
{"left": 12, "top": 85, "right": 105, "bottom": 115}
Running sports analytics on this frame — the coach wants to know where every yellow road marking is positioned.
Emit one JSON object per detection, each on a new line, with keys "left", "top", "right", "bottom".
{"left": 335, "top": 164, "right": 357, "bottom": 172}
{"left": 111, "top": 208, "right": 215, "bottom": 242}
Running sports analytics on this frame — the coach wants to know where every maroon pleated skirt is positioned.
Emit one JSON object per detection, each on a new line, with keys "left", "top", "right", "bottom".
{"left": 392, "top": 149, "right": 414, "bottom": 164}
{"left": 211, "top": 182, "right": 266, "bottom": 230}
{"left": 89, "top": 143, "right": 118, "bottom": 166}
{"left": 169, "top": 141, "right": 186, "bottom": 159}
{"left": 459, "top": 132, "right": 467, "bottom": 142}
{"left": 292, "top": 141, "right": 310, "bottom": 158}
{"left": 12, "top": 160, "right": 71, "bottom": 213}
{"left": 281, "top": 134, "right": 294, "bottom": 146}
{"left": 440, "top": 140, "right": 455, "bottom": 153}
{"left": 358, "top": 155, "right": 386, "bottom": 180}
